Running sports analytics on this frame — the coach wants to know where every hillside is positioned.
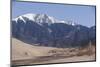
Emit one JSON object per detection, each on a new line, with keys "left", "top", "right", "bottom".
{"left": 12, "top": 13, "right": 96, "bottom": 48}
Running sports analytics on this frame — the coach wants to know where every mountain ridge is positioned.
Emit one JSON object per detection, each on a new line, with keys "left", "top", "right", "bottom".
{"left": 12, "top": 13, "right": 96, "bottom": 48}
{"left": 12, "top": 13, "right": 77, "bottom": 26}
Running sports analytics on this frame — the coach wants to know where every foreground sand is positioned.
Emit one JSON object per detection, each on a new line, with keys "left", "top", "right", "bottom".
{"left": 11, "top": 38, "right": 96, "bottom": 65}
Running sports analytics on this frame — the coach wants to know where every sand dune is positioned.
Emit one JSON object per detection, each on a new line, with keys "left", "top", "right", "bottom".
{"left": 12, "top": 38, "right": 60, "bottom": 60}
{"left": 11, "top": 38, "right": 96, "bottom": 65}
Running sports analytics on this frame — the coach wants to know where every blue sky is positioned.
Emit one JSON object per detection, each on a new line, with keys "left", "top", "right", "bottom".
{"left": 12, "top": 1, "right": 96, "bottom": 27}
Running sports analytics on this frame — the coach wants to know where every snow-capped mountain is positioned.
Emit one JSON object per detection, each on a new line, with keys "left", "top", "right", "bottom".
{"left": 12, "top": 13, "right": 76, "bottom": 26}
{"left": 12, "top": 13, "right": 96, "bottom": 48}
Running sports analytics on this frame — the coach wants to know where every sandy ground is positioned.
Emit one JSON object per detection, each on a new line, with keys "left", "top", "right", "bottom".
{"left": 12, "top": 38, "right": 60, "bottom": 60}
{"left": 11, "top": 38, "right": 96, "bottom": 65}
{"left": 36, "top": 54, "right": 95, "bottom": 64}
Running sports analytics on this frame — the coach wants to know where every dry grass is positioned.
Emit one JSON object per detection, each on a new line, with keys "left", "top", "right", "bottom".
{"left": 76, "top": 45, "right": 95, "bottom": 56}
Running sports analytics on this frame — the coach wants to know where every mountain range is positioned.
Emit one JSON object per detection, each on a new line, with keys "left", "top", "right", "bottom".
{"left": 12, "top": 13, "right": 96, "bottom": 48}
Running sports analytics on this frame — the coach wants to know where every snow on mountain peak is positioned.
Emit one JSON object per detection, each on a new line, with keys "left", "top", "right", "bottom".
{"left": 12, "top": 13, "right": 77, "bottom": 26}
{"left": 22, "top": 13, "right": 36, "bottom": 21}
